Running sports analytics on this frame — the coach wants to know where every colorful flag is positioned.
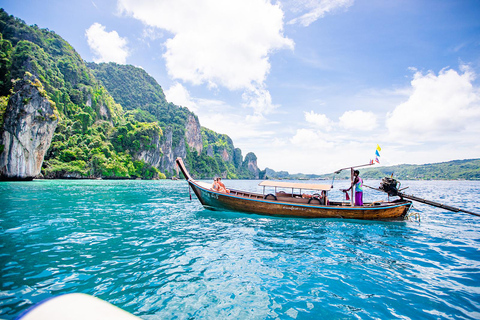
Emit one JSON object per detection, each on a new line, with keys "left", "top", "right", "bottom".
{"left": 376, "top": 144, "right": 382, "bottom": 152}
{"left": 375, "top": 157, "right": 380, "bottom": 163}
{"left": 375, "top": 150, "right": 380, "bottom": 157}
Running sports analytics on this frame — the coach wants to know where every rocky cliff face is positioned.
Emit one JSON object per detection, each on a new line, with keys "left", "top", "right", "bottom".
{"left": 159, "top": 114, "right": 202, "bottom": 174}
{"left": 159, "top": 127, "right": 185, "bottom": 173}
{"left": 185, "top": 114, "right": 203, "bottom": 154}
{"left": 244, "top": 152, "right": 260, "bottom": 179}
{"left": 0, "top": 74, "right": 58, "bottom": 180}
{"left": 134, "top": 129, "right": 162, "bottom": 169}
{"left": 221, "top": 148, "right": 230, "bottom": 162}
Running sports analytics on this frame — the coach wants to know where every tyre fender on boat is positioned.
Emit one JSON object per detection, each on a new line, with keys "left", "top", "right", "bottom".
{"left": 308, "top": 197, "right": 324, "bottom": 205}
{"left": 264, "top": 194, "right": 277, "bottom": 200}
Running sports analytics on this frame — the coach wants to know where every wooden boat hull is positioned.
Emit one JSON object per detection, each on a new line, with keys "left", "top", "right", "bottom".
{"left": 176, "top": 158, "right": 412, "bottom": 220}
{"left": 189, "top": 180, "right": 410, "bottom": 220}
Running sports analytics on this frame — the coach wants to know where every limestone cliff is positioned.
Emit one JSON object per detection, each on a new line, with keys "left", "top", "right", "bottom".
{"left": 132, "top": 126, "right": 163, "bottom": 169}
{"left": 159, "top": 114, "right": 202, "bottom": 174}
{"left": 159, "top": 127, "right": 185, "bottom": 174}
{"left": 0, "top": 74, "right": 58, "bottom": 180}
{"left": 185, "top": 114, "right": 203, "bottom": 154}
{"left": 243, "top": 152, "right": 260, "bottom": 179}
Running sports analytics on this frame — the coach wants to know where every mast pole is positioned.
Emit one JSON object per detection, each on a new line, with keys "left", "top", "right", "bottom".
{"left": 350, "top": 167, "right": 354, "bottom": 206}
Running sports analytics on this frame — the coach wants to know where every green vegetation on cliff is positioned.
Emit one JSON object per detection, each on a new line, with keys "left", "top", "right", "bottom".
{"left": 87, "top": 62, "right": 190, "bottom": 149}
{"left": 0, "top": 9, "right": 262, "bottom": 180}
{"left": 0, "top": 9, "right": 163, "bottom": 179}
{"left": 88, "top": 62, "right": 262, "bottom": 179}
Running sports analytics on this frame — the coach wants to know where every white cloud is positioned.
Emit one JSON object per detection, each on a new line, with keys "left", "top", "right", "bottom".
{"left": 339, "top": 110, "right": 377, "bottom": 131}
{"left": 141, "top": 26, "right": 164, "bottom": 42}
{"left": 85, "top": 23, "right": 129, "bottom": 64}
{"left": 164, "top": 82, "right": 198, "bottom": 112}
{"left": 386, "top": 66, "right": 480, "bottom": 141}
{"left": 285, "top": 0, "right": 354, "bottom": 26}
{"left": 290, "top": 128, "right": 334, "bottom": 148}
{"left": 117, "top": 0, "right": 293, "bottom": 116}
{"left": 291, "top": 128, "right": 319, "bottom": 144}
{"left": 304, "top": 110, "right": 333, "bottom": 130}
{"left": 242, "top": 86, "right": 278, "bottom": 117}
{"left": 253, "top": 67, "right": 480, "bottom": 174}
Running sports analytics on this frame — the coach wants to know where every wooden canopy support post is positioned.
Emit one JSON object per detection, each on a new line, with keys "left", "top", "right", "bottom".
{"left": 350, "top": 167, "right": 354, "bottom": 206}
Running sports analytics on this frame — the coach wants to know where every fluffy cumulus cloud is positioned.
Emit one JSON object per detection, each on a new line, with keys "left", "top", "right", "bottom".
{"left": 386, "top": 67, "right": 480, "bottom": 141}
{"left": 290, "top": 128, "right": 335, "bottom": 148}
{"left": 302, "top": 110, "right": 376, "bottom": 132}
{"left": 284, "top": 0, "right": 354, "bottom": 26}
{"left": 164, "top": 82, "right": 198, "bottom": 112}
{"left": 274, "top": 66, "right": 480, "bottom": 173}
{"left": 339, "top": 110, "right": 377, "bottom": 131}
{"left": 117, "top": 0, "right": 293, "bottom": 116}
{"left": 242, "top": 86, "right": 277, "bottom": 119}
{"left": 304, "top": 110, "right": 333, "bottom": 130}
{"left": 290, "top": 109, "right": 375, "bottom": 153}
{"left": 85, "top": 23, "right": 129, "bottom": 64}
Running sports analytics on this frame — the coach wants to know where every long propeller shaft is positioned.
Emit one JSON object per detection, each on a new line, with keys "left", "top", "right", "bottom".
{"left": 364, "top": 184, "right": 480, "bottom": 217}
{"left": 398, "top": 192, "right": 480, "bottom": 217}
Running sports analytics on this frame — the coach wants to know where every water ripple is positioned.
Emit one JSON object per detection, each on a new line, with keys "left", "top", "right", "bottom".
{"left": 1, "top": 180, "right": 480, "bottom": 319}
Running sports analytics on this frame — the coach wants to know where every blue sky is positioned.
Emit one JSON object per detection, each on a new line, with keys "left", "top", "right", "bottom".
{"left": 2, "top": 0, "right": 480, "bottom": 173}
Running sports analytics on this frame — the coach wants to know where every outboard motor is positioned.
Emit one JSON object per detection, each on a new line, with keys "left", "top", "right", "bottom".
{"left": 379, "top": 177, "right": 400, "bottom": 196}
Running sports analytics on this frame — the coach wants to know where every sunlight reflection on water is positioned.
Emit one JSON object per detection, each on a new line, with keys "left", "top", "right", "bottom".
{"left": 0, "top": 179, "right": 480, "bottom": 319}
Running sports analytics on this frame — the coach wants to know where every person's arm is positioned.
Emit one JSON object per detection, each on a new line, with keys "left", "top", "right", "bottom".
{"left": 345, "top": 176, "right": 358, "bottom": 191}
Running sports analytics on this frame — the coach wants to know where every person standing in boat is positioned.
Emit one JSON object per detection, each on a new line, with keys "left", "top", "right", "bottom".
{"left": 344, "top": 170, "right": 363, "bottom": 206}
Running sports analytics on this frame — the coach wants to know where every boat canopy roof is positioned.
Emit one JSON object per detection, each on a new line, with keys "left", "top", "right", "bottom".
{"left": 259, "top": 180, "right": 332, "bottom": 191}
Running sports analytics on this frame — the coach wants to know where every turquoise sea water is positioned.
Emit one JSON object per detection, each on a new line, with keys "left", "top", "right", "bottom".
{"left": 1, "top": 179, "right": 479, "bottom": 319}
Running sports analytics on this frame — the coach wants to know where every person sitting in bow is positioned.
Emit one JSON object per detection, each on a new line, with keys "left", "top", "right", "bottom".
{"left": 217, "top": 177, "right": 230, "bottom": 193}
{"left": 212, "top": 177, "right": 220, "bottom": 191}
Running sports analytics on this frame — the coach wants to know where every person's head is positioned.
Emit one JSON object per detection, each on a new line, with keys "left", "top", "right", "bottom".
{"left": 354, "top": 170, "right": 359, "bottom": 176}
{"left": 218, "top": 177, "right": 221, "bottom": 181}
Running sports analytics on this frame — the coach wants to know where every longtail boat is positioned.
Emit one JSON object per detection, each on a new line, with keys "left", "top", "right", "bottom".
{"left": 176, "top": 157, "right": 412, "bottom": 220}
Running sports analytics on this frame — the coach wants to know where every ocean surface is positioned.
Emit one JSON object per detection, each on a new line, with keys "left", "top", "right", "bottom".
{"left": 0, "top": 179, "right": 479, "bottom": 319}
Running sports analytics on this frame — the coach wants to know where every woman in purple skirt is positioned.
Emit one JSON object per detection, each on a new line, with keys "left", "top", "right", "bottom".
{"left": 344, "top": 170, "right": 363, "bottom": 206}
